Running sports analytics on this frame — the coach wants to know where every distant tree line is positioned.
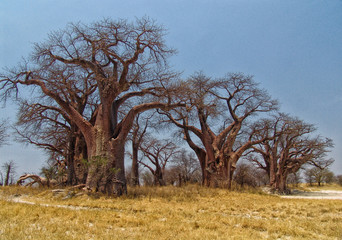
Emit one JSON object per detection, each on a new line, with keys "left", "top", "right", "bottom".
{"left": 0, "top": 17, "right": 337, "bottom": 195}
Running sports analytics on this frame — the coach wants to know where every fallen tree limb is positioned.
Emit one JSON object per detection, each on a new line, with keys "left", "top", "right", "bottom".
{"left": 16, "top": 174, "right": 57, "bottom": 187}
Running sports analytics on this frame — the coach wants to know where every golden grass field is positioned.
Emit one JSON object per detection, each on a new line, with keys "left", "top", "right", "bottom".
{"left": 0, "top": 185, "right": 341, "bottom": 240}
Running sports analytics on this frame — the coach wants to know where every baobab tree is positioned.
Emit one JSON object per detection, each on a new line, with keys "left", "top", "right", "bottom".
{"left": 15, "top": 94, "right": 96, "bottom": 185}
{"left": 250, "top": 113, "right": 333, "bottom": 193}
{"left": 0, "top": 18, "right": 182, "bottom": 195}
{"left": 304, "top": 158, "right": 334, "bottom": 186}
{"left": 139, "top": 138, "right": 179, "bottom": 186}
{"left": 161, "top": 72, "right": 278, "bottom": 188}
{"left": 129, "top": 112, "right": 154, "bottom": 186}
{"left": 13, "top": 60, "right": 99, "bottom": 185}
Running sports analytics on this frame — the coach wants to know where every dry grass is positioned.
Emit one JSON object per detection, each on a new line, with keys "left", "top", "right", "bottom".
{"left": 295, "top": 183, "right": 342, "bottom": 192}
{"left": 0, "top": 185, "right": 341, "bottom": 239}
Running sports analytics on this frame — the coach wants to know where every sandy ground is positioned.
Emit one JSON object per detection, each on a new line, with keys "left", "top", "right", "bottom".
{"left": 0, "top": 191, "right": 102, "bottom": 211}
{"left": 281, "top": 190, "right": 342, "bottom": 200}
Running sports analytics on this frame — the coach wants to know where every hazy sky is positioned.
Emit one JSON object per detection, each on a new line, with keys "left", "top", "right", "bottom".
{"left": 1, "top": 0, "right": 342, "bottom": 176}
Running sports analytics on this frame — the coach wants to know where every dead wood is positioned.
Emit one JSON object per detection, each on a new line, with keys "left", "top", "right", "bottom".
{"left": 16, "top": 174, "right": 57, "bottom": 187}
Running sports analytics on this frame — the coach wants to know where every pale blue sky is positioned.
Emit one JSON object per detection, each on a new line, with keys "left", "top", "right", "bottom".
{"left": 1, "top": 0, "right": 342, "bottom": 176}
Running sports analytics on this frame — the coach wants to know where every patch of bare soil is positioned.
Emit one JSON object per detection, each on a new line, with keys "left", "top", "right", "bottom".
{"left": 0, "top": 189, "right": 100, "bottom": 211}
{"left": 281, "top": 190, "right": 342, "bottom": 200}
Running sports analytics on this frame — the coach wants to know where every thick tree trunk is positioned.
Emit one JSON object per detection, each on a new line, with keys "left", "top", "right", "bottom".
{"left": 201, "top": 155, "right": 228, "bottom": 188}
{"left": 227, "top": 161, "right": 235, "bottom": 190}
{"left": 74, "top": 135, "right": 88, "bottom": 184}
{"left": 85, "top": 136, "right": 127, "bottom": 195}
{"left": 202, "top": 169, "right": 211, "bottom": 187}
{"left": 65, "top": 133, "right": 87, "bottom": 185}
{"left": 131, "top": 141, "right": 140, "bottom": 186}
{"left": 202, "top": 156, "right": 217, "bottom": 187}
{"left": 84, "top": 102, "right": 173, "bottom": 195}
{"left": 110, "top": 138, "right": 127, "bottom": 195}
{"left": 153, "top": 175, "right": 163, "bottom": 186}
{"left": 206, "top": 160, "right": 229, "bottom": 188}
{"left": 195, "top": 151, "right": 207, "bottom": 186}
{"left": 153, "top": 166, "right": 166, "bottom": 186}
{"left": 273, "top": 169, "right": 289, "bottom": 194}
{"left": 84, "top": 121, "right": 110, "bottom": 193}
{"left": 66, "top": 131, "right": 77, "bottom": 185}
{"left": 277, "top": 175, "right": 288, "bottom": 193}
{"left": 83, "top": 104, "right": 117, "bottom": 194}
{"left": 269, "top": 159, "right": 277, "bottom": 188}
